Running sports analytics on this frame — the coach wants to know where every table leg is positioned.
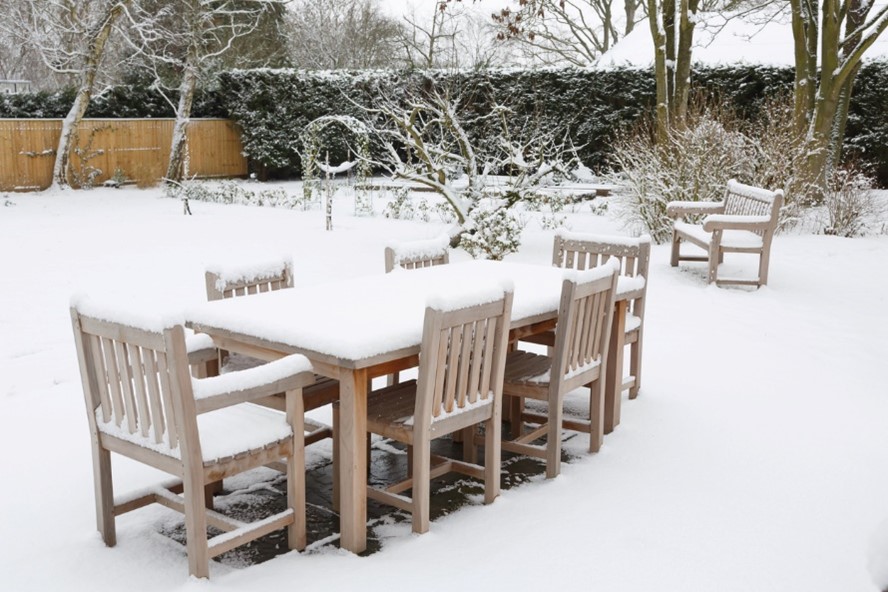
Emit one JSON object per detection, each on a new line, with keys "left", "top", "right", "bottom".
{"left": 604, "top": 299, "right": 627, "bottom": 434}
{"left": 338, "top": 368, "right": 368, "bottom": 553}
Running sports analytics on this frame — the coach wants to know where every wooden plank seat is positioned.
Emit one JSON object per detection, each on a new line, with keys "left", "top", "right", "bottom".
{"left": 365, "top": 284, "right": 513, "bottom": 534}
{"left": 502, "top": 261, "right": 619, "bottom": 478}
{"left": 70, "top": 298, "right": 317, "bottom": 578}
{"left": 204, "top": 258, "right": 339, "bottom": 446}
{"left": 667, "top": 179, "right": 784, "bottom": 287}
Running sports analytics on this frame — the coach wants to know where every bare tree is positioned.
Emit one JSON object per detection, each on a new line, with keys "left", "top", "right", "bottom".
{"left": 284, "top": 0, "right": 402, "bottom": 69}
{"left": 125, "top": 0, "right": 287, "bottom": 182}
{"left": 2, "top": 0, "right": 130, "bottom": 188}
{"left": 790, "top": 0, "right": 888, "bottom": 197}
{"left": 400, "top": 2, "right": 465, "bottom": 69}
{"left": 490, "top": 0, "right": 647, "bottom": 66}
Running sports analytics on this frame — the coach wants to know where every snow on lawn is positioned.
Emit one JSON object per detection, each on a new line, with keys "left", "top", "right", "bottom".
{"left": 1, "top": 185, "right": 887, "bottom": 591}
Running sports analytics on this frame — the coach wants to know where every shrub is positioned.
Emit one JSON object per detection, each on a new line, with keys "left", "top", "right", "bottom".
{"left": 821, "top": 167, "right": 885, "bottom": 237}
{"left": 608, "top": 100, "right": 758, "bottom": 243}
{"left": 459, "top": 200, "right": 525, "bottom": 260}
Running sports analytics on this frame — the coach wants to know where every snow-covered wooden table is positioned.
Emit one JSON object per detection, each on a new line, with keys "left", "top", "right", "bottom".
{"left": 186, "top": 260, "right": 637, "bottom": 553}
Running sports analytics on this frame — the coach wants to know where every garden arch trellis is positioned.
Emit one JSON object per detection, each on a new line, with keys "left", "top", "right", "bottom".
{"left": 300, "top": 115, "right": 373, "bottom": 215}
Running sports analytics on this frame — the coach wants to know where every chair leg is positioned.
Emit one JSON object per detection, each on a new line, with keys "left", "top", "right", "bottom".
{"left": 758, "top": 252, "right": 769, "bottom": 286}
{"left": 546, "top": 390, "right": 563, "bottom": 479}
{"left": 92, "top": 443, "right": 116, "bottom": 547}
{"left": 707, "top": 244, "right": 720, "bottom": 284}
{"left": 462, "top": 426, "right": 476, "bottom": 464}
{"left": 483, "top": 415, "right": 501, "bottom": 504}
{"left": 332, "top": 403, "right": 340, "bottom": 513}
{"left": 629, "top": 330, "right": 643, "bottom": 400}
{"left": 287, "top": 388, "right": 307, "bottom": 552}
{"left": 183, "top": 470, "right": 210, "bottom": 579}
{"left": 412, "top": 439, "right": 431, "bottom": 534}
{"left": 670, "top": 231, "right": 681, "bottom": 266}
{"left": 589, "top": 378, "right": 605, "bottom": 453}
{"left": 204, "top": 480, "right": 223, "bottom": 509}
{"left": 509, "top": 395, "right": 524, "bottom": 439}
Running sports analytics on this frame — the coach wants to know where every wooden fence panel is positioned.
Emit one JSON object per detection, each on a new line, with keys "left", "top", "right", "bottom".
{"left": 0, "top": 118, "right": 248, "bottom": 192}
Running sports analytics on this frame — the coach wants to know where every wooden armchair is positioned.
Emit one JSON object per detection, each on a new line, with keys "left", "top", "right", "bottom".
{"left": 502, "top": 262, "right": 618, "bottom": 478}
{"left": 383, "top": 235, "right": 450, "bottom": 273}
{"left": 204, "top": 258, "right": 339, "bottom": 447}
{"left": 70, "top": 300, "right": 316, "bottom": 578}
{"left": 667, "top": 179, "right": 783, "bottom": 287}
{"left": 365, "top": 284, "right": 513, "bottom": 534}
{"left": 552, "top": 231, "right": 651, "bottom": 399}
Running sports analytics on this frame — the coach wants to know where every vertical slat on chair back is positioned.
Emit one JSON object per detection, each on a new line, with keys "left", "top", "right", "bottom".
{"left": 384, "top": 237, "right": 450, "bottom": 273}
{"left": 205, "top": 260, "right": 294, "bottom": 301}
{"left": 551, "top": 269, "right": 618, "bottom": 382}
{"left": 414, "top": 291, "right": 512, "bottom": 424}
{"left": 71, "top": 308, "right": 187, "bottom": 451}
{"left": 723, "top": 180, "right": 784, "bottom": 238}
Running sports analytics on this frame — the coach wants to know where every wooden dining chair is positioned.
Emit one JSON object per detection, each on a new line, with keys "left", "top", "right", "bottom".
{"left": 502, "top": 261, "right": 619, "bottom": 478}
{"left": 552, "top": 231, "right": 651, "bottom": 399}
{"left": 383, "top": 235, "right": 451, "bottom": 387}
{"left": 71, "top": 300, "right": 316, "bottom": 578}
{"left": 204, "top": 258, "right": 339, "bottom": 447}
{"left": 383, "top": 235, "right": 450, "bottom": 273}
{"left": 365, "top": 284, "right": 513, "bottom": 534}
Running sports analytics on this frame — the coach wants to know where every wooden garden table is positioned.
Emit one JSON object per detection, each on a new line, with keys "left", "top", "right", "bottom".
{"left": 186, "top": 260, "right": 636, "bottom": 553}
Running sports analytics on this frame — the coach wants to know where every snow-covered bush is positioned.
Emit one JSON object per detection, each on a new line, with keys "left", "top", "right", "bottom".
{"left": 165, "top": 180, "right": 300, "bottom": 210}
{"left": 821, "top": 167, "right": 884, "bottom": 237}
{"left": 459, "top": 200, "right": 525, "bottom": 260}
{"left": 609, "top": 103, "right": 757, "bottom": 243}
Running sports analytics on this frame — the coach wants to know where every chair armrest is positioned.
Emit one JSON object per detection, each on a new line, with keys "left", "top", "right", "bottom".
{"left": 192, "top": 354, "right": 315, "bottom": 414}
{"left": 185, "top": 331, "right": 218, "bottom": 366}
{"left": 702, "top": 214, "right": 772, "bottom": 232}
{"left": 666, "top": 201, "right": 724, "bottom": 218}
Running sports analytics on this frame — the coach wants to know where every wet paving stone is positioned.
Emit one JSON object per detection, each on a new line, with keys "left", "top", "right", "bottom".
{"left": 160, "top": 433, "right": 576, "bottom": 567}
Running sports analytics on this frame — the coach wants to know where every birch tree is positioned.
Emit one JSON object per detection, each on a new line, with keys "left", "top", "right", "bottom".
{"left": 791, "top": 0, "right": 888, "bottom": 197}
{"left": 2, "top": 1, "right": 130, "bottom": 189}
{"left": 125, "top": 0, "right": 287, "bottom": 182}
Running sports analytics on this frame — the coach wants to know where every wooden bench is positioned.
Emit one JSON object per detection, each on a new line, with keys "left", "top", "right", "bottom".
{"left": 667, "top": 179, "right": 783, "bottom": 287}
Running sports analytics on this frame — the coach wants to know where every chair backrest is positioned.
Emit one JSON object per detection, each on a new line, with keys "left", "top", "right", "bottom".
{"left": 384, "top": 236, "right": 450, "bottom": 273}
{"left": 723, "top": 179, "right": 784, "bottom": 237}
{"left": 550, "top": 263, "right": 619, "bottom": 387}
{"left": 552, "top": 231, "right": 651, "bottom": 320}
{"left": 205, "top": 258, "right": 294, "bottom": 301}
{"left": 70, "top": 302, "right": 197, "bottom": 458}
{"left": 413, "top": 285, "right": 513, "bottom": 429}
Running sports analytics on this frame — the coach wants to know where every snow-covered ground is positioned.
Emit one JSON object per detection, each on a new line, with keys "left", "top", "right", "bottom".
{"left": 1, "top": 184, "right": 888, "bottom": 591}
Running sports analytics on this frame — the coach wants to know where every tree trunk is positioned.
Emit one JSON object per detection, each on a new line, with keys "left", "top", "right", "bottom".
{"left": 790, "top": 0, "right": 818, "bottom": 137}
{"left": 648, "top": 0, "right": 669, "bottom": 143}
{"left": 166, "top": 62, "right": 198, "bottom": 183}
{"left": 672, "top": 0, "right": 698, "bottom": 125}
{"left": 625, "top": 0, "right": 638, "bottom": 36}
{"left": 51, "top": 2, "right": 125, "bottom": 189}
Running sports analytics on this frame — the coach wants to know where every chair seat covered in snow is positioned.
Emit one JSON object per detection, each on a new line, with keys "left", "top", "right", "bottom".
{"left": 667, "top": 179, "right": 783, "bottom": 287}
{"left": 70, "top": 300, "right": 317, "bottom": 578}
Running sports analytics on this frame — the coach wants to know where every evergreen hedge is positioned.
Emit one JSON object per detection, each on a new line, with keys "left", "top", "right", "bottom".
{"left": 3, "top": 62, "right": 886, "bottom": 186}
